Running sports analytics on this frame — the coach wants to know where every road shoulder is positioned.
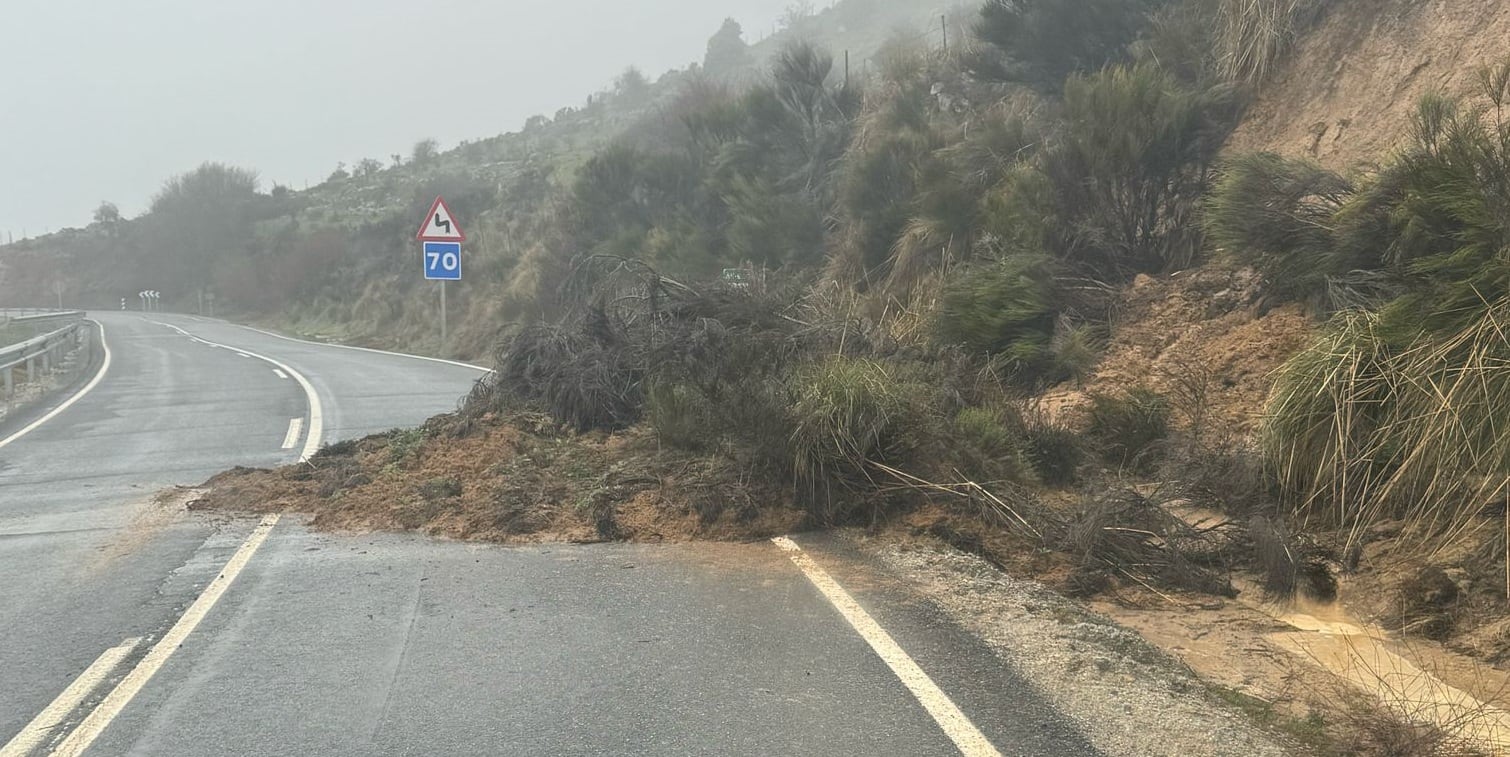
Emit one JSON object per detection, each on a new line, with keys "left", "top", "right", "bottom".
{"left": 833, "top": 531, "right": 1289, "bottom": 757}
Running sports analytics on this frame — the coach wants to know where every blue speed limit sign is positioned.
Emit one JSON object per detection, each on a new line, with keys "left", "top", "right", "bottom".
{"left": 423, "top": 241, "right": 461, "bottom": 280}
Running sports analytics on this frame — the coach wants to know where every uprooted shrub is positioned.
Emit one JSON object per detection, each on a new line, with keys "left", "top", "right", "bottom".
{"left": 1248, "top": 514, "right": 1337, "bottom": 600}
{"left": 644, "top": 381, "right": 714, "bottom": 450}
{"left": 1060, "top": 488, "right": 1236, "bottom": 597}
{"left": 484, "top": 314, "right": 642, "bottom": 432}
{"left": 474, "top": 257, "right": 814, "bottom": 435}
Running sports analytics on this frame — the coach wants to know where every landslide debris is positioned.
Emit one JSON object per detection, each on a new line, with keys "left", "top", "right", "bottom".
{"left": 195, "top": 412, "right": 807, "bottom": 544}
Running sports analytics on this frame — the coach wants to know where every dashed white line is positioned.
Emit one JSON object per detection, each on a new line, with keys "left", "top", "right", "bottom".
{"left": 235, "top": 352, "right": 252, "bottom": 359}
{"left": 281, "top": 417, "right": 303, "bottom": 450}
{"left": 272, "top": 369, "right": 288, "bottom": 380}
{"left": 0, "top": 637, "right": 142, "bottom": 757}
{"left": 151, "top": 321, "right": 322, "bottom": 461}
{"left": 0, "top": 320, "right": 111, "bottom": 451}
{"left": 51, "top": 514, "right": 282, "bottom": 757}
{"left": 772, "top": 536, "right": 1004, "bottom": 757}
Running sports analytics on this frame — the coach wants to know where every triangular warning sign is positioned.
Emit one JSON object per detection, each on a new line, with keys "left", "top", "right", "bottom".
{"left": 416, "top": 196, "right": 466, "bottom": 242}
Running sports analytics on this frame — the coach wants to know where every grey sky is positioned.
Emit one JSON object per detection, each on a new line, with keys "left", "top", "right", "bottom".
{"left": 0, "top": 0, "right": 799, "bottom": 237}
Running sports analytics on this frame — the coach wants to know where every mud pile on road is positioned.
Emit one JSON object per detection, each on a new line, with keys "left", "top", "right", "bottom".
{"left": 196, "top": 411, "right": 807, "bottom": 544}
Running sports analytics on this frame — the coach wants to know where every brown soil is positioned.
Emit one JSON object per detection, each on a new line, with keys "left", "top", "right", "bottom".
{"left": 196, "top": 413, "right": 807, "bottom": 544}
{"left": 1229, "top": 0, "right": 1510, "bottom": 169}
{"left": 1039, "top": 265, "right": 1313, "bottom": 438}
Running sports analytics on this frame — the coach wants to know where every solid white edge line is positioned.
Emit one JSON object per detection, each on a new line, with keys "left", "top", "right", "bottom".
{"left": 272, "top": 369, "right": 288, "bottom": 380}
{"left": 51, "top": 514, "right": 281, "bottom": 757}
{"left": 280, "top": 417, "right": 303, "bottom": 450}
{"left": 0, "top": 637, "right": 142, "bottom": 757}
{"left": 0, "top": 320, "right": 112, "bottom": 451}
{"left": 151, "top": 321, "right": 323, "bottom": 461}
{"left": 771, "top": 536, "right": 1004, "bottom": 757}
{"left": 238, "top": 324, "right": 490, "bottom": 372}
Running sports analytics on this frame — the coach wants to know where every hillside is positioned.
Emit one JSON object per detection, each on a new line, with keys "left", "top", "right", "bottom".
{"left": 0, "top": 0, "right": 967, "bottom": 360}
{"left": 1230, "top": 0, "right": 1510, "bottom": 167}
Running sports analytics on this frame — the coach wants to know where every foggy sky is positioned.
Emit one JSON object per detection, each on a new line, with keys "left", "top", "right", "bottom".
{"left": 0, "top": 0, "right": 799, "bottom": 238}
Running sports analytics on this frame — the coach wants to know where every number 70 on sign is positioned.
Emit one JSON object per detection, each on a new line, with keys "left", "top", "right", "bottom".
{"left": 423, "top": 241, "right": 461, "bottom": 280}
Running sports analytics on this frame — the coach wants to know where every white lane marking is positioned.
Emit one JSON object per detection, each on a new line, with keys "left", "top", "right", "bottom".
{"left": 235, "top": 352, "right": 252, "bottom": 359}
{"left": 0, "top": 320, "right": 112, "bottom": 451}
{"left": 281, "top": 417, "right": 303, "bottom": 450}
{"left": 239, "top": 324, "right": 490, "bottom": 372}
{"left": 272, "top": 369, "right": 288, "bottom": 380}
{"left": 52, "top": 515, "right": 281, "bottom": 757}
{"left": 0, "top": 637, "right": 142, "bottom": 757}
{"left": 772, "top": 537, "right": 1004, "bottom": 757}
{"left": 151, "top": 321, "right": 323, "bottom": 461}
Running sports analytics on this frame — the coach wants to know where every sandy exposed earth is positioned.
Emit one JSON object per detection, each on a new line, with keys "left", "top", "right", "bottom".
{"left": 1229, "top": 0, "right": 1510, "bottom": 170}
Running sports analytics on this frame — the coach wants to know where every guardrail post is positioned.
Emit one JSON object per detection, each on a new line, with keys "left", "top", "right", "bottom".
{"left": 3, "top": 366, "right": 12, "bottom": 404}
{"left": 25, "top": 356, "right": 35, "bottom": 384}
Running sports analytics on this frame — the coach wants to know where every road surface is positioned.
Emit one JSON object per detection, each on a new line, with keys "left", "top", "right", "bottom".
{"left": 0, "top": 312, "right": 1099, "bottom": 756}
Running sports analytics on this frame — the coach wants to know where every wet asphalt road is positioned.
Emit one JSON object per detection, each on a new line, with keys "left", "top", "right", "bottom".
{"left": 0, "top": 312, "right": 1098, "bottom": 756}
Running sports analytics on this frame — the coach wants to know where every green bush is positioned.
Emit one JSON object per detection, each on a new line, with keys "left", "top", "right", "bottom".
{"left": 1364, "top": 85, "right": 1510, "bottom": 339}
{"left": 385, "top": 427, "right": 426, "bottom": 465}
{"left": 1053, "top": 64, "right": 1226, "bottom": 275}
{"left": 1050, "top": 323, "right": 1103, "bottom": 383}
{"left": 1019, "top": 411, "right": 1086, "bottom": 487}
{"left": 988, "top": 64, "right": 1228, "bottom": 280}
{"left": 1087, "top": 387, "right": 1171, "bottom": 472}
{"left": 787, "top": 358, "right": 931, "bottom": 513}
{"left": 951, "top": 404, "right": 1036, "bottom": 484}
{"left": 935, "top": 256, "right": 1059, "bottom": 381}
{"left": 1211, "top": 66, "right": 1510, "bottom": 329}
{"left": 1204, "top": 151, "right": 1356, "bottom": 302}
{"left": 973, "top": 0, "right": 1160, "bottom": 89}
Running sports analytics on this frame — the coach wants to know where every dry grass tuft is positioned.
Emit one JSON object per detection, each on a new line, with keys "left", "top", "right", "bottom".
{"left": 1264, "top": 303, "right": 1510, "bottom": 575}
{"left": 1215, "top": 0, "right": 1327, "bottom": 85}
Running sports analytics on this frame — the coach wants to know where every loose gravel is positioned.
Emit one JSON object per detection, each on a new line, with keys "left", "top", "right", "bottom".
{"left": 858, "top": 536, "right": 1290, "bottom": 757}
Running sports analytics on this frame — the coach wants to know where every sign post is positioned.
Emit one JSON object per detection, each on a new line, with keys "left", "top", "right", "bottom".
{"left": 416, "top": 197, "right": 465, "bottom": 346}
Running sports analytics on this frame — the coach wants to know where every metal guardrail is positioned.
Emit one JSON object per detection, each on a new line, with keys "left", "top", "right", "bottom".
{"left": 0, "top": 309, "right": 85, "bottom": 324}
{"left": 0, "top": 312, "right": 90, "bottom": 405}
